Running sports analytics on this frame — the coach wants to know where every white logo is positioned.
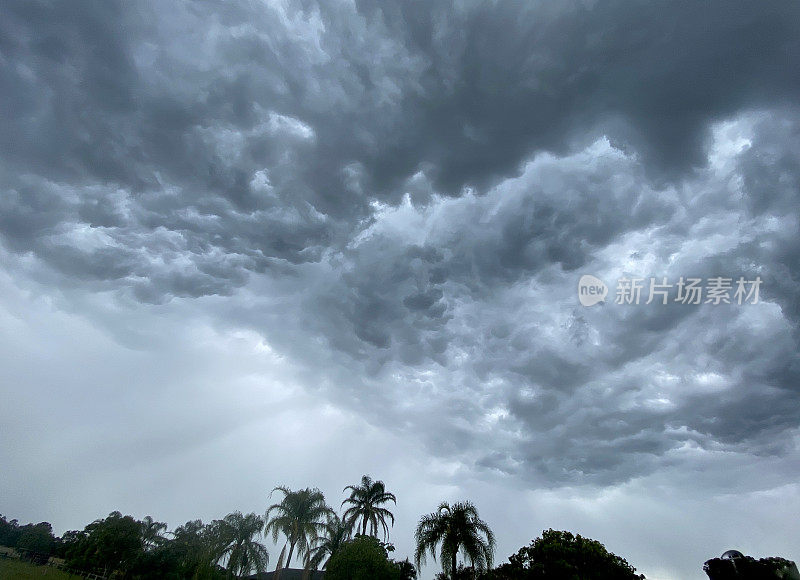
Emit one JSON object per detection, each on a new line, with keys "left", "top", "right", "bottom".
{"left": 578, "top": 274, "right": 608, "bottom": 306}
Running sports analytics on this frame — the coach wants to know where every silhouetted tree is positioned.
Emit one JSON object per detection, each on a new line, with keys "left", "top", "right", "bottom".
{"left": 395, "top": 557, "right": 418, "bottom": 580}
{"left": 436, "top": 563, "right": 478, "bottom": 580}
{"left": 703, "top": 552, "right": 800, "bottom": 580}
{"left": 265, "top": 486, "right": 333, "bottom": 569}
{"left": 140, "top": 515, "right": 168, "bottom": 552}
{"left": 483, "top": 529, "right": 644, "bottom": 580}
{"left": 65, "top": 511, "right": 143, "bottom": 577}
{"left": 326, "top": 535, "right": 400, "bottom": 580}
{"left": 216, "top": 512, "right": 269, "bottom": 577}
{"left": 169, "top": 519, "right": 226, "bottom": 579}
{"left": 305, "top": 512, "right": 352, "bottom": 571}
{"left": 0, "top": 515, "right": 22, "bottom": 548}
{"left": 415, "top": 501, "right": 495, "bottom": 580}
{"left": 342, "top": 475, "right": 397, "bottom": 540}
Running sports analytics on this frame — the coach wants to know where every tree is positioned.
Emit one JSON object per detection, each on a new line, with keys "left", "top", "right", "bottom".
{"left": 415, "top": 501, "right": 495, "bottom": 580}
{"left": 395, "top": 558, "right": 418, "bottom": 580}
{"left": 141, "top": 515, "right": 168, "bottom": 551}
{"left": 265, "top": 486, "right": 333, "bottom": 569}
{"left": 56, "top": 530, "right": 84, "bottom": 559}
{"left": 436, "top": 564, "right": 478, "bottom": 580}
{"left": 170, "top": 519, "right": 226, "bottom": 579}
{"left": 305, "top": 512, "right": 352, "bottom": 571}
{"left": 342, "top": 475, "right": 397, "bottom": 540}
{"left": 16, "top": 522, "right": 55, "bottom": 562}
{"left": 65, "top": 511, "right": 144, "bottom": 577}
{"left": 216, "top": 512, "right": 269, "bottom": 578}
{"left": 326, "top": 535, "right": 401, "bottom": 580}
{"left": 703, "top": 552, "right": 800, "bottom": 580}
{"left": 485, "top": 529, "right": 645, "bottom": 580}
{"left": 0, "top": 515, "right": 21, "bottom": 548}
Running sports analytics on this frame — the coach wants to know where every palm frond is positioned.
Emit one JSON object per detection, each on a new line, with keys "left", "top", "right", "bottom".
{"left": 414, "top": 500, "right": 495, "bottom": 578}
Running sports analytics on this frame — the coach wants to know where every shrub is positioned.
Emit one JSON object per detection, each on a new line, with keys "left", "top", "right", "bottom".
{"left": 326, "top": 535, "right": 401, "bottom": 580}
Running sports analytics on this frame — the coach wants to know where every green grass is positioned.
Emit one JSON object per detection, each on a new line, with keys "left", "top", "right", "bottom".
{"left": 0, "top": 558, "right": 82, "bottom": 580}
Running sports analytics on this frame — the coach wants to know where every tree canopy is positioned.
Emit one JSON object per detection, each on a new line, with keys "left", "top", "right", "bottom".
{"left": 217, "top": 511, "right": 269, "bottom": 577}
{"left": 265, "top": 486, "right": 334, "bottom": 569}
{"left": 415, "top": 501, "right": 495, "bottom": 580}
{"left": 326, "top": 534, "right": 401, "bottom": 580}
{"left": 485, "top": 529, "right": 645, "bottom": 580}
{"left": 342, "top": 475, "right": 397, "bottom": 540}
{"left": 0, "top": 489, "right": 660, "bottom": 580}
{"left": 305, "top": 512, "right": 352, "bottom": 571}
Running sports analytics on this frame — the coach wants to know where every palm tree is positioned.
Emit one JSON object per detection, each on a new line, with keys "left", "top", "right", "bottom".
{"left": 397, "top": 558, "right": 418, "bottom": 580}
{"left": 140, "top": 515, "right": 168, "bottom": 551}
{"left": 304, "top": 512, "right": 352, "bottom": 571}
{"left": 217, "top": 512, "right": 270, "bottom": 578}
{"left": 172, "top": 519, "right": 221, "bottom": 579}
{"left": 265, "top": 486, "right": 333, "bottom": 569}
{"left": 341, "top": 475, "right": 397, "bottom": 539}
{"left": 414, "top": 501, "right": 495, "bottom": 580}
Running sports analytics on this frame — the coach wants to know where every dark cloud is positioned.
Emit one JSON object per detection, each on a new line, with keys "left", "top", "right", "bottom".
{"left": 259, "top": 114, "right": 800, "bottom": 486}
{"left": 3, "top": 0, "right": 798, "bottom": 285}
{"left": 345, "top": 0, "right": 800, "bottom": 190}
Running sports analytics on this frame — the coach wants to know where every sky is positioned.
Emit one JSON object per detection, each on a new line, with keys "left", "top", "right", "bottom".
{"left": 1, "top": 1, "right": 799, "bottom": 578}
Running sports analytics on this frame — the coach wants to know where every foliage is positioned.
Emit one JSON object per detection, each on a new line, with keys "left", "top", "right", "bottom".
{"left": 63, "top": 511, "right": 142, "bottom": 576}
{"left": 215, "top": 511, "right": 269, "bottom": 577}
{"left": 59, "top": 513, "right": 229, "bottom": 579}
{"left": 16, "top": 522, "right": 55, "bottom": 561}
{"left": 436, "top": 563, "right": 481, "bottom": 580}
{"left": 703, "top": 554, "right": 800, "bottom": 580}
{"left": 395, "top": 557, "right": 418, "bottom": 580}
{"left": 57, "top": 530, "right": 85, "bottom": 560}
{"left": 342, "top": 475, "right": 398, "bottom": 539}
{"left": 415, "top": 501, "right": 495, "bottom": 580}
{"left": 265, "top": 486, "right": 334, "bottom": 569}
{"left": 166, "top": 519, "right": 227, "bottom": 579}
{"left": 305, "top": 512, "right": 352, "bottom": 571}
{"left": 483, "top": 529, "right": 644, "bottom": 580}
{"left": 2, "top": 493, "right": 662, "bottom": 580}
{"left": 326, "top": 534, "right": 401, "bottom": 580}
{"left": 140, "top": 516, "right": 168, "bottom": 552}
{"left": 0, "top": 516, "right": 56, "bottom": 563}
{"left": 0, "top": 515, "right": 22, "bottom": 548}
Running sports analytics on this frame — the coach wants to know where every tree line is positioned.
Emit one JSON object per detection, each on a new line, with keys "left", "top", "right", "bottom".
{"left": 1, "top": 474, "right": 648, "bottom": 579}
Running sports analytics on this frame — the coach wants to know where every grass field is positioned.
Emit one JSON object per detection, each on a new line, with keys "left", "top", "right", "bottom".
{"left": 0, "top": 559, "right": 82, "bottom": 580}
